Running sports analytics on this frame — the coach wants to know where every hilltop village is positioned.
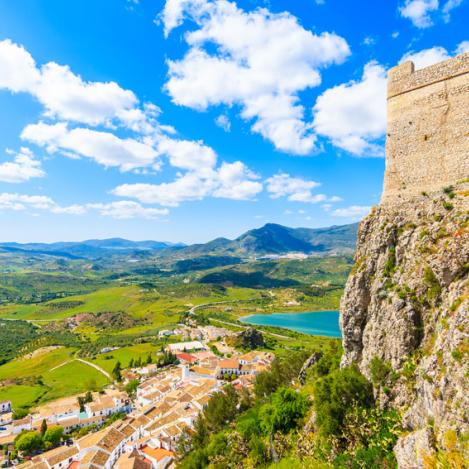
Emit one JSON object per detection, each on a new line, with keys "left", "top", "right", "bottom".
{"left": 0, "top": 324, "right": 274, "bottom": 468}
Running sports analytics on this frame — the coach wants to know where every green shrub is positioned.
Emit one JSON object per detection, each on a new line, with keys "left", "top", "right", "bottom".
{"left": 259, "top": 387, "right": 309, "bottom": 435}
{"left": 383, "top": 246, "right": 397, "bottom": 277}
{"left": 369, "top": 357, "right": 394, "bottom": 386}
{"left": 313, "top": 365, "right": 373, "bottom": 437}
{"left": 423, "top": 267, "right": 441, "bottom": 301}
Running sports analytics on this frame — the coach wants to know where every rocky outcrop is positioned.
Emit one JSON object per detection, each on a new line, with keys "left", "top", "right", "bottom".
{"left": 233, "top": 328, "right": 265, "bottom": 349}
{"left": 340, "top": 181, "right": 468, "bottom": 465}
{"left": 298, "top": 352, "right": 323, "bottom": 385}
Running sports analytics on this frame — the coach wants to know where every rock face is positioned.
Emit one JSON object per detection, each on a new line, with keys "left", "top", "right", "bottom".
{"left": 235, "top": 328, "right": 265, "bottom": 349}
{"left": 298, "top": 352, "right": 323, "bottom": 385}
{"left": 340, "top": 182, "right": 468, "bottom": 466}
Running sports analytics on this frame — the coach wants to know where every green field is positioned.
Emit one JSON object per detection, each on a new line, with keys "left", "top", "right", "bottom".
{"left": 0, "top": 384, "right": 45, "bottom": 409}
{"left": 0, "top": 347, "right": 75, "bottom": 381}
{"left": 0, "top": 347, "right": 109, "bottom": 409}
{"left": 90, "top": 343, "right": 160, "bottom": 373}
{"left": 0, "top": 251, "right": 350, "bottom": 410}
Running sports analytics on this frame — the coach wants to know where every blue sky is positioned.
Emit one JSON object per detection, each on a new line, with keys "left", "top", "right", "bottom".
{"left": 0, "top": 0, "right": 467, "bottom": 243}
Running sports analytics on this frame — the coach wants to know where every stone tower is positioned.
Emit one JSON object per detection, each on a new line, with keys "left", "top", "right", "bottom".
{"left": 382, "top": 52, "right": 469, "bottom": 204}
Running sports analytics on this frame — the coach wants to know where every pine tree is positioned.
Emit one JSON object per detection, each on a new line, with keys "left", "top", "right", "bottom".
{"left": 40, "top": 419, "right": 47, "bottom": 436}
{"left": 112, "top": 361, "right": 122, "bottom": 382}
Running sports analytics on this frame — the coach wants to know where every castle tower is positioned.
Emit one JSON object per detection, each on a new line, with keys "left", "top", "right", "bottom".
{"left": 382, "top": 52, "right": 469, "bottom": 203}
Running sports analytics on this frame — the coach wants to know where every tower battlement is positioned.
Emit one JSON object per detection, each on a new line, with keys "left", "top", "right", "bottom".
{"left": 382, "top": 53, "right": 469, "bottom": 203}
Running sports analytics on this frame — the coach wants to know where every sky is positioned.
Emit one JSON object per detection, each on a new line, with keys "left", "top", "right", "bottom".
{"left": 0, "top": 0, "right": 467, "bottom": 243}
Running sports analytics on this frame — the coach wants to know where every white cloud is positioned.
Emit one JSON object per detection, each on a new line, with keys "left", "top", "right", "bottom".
{"left": 212, "top": 161, "right": 262, "bottom": 199}
{"left": 332, "top": 205, "right": 371, "bottom": 218}
{"left": 362, "top": 36, "right": 376, "bottom": 46}
{"left": 442, "top": 0, "right": 464, "bottom": 21}
{"left": 22, "top": 122, "right": 159, "bottom": 171}
{"left": 113, "top": 161, "right": 262, "bottom": 207}
{"left": 157, "top": 137, "right": 217, "bottom": 173}
{"left": 455, "top": 41, "right": 469, "bottom": 54}
{"left": 0, "top": 148, "right": 45, "bottom": 183}
{"left": 87, "top": 201, "right": 169, "bottom": 219}
{"left": 0, "top": 193, "right": 55, "bottom": 211}
{"left": 0, "top": 39, "right": 144, "bottom": 130}
{"left": 0, "top": 39, "right": 41, "bottom": 93}
{"left": 161, "top": 0, "right": 350, "bottom": 154}
{"left": 312, "top": 61, "right": 387, "bottom": 157}
{"left": 0, "top": 193, "right": 86, "bottom": 215}
{"left": 0, "top": 192, "right": 168, "bottom": 219}
{"left": 400, "top": 46, "right": 450, "bottom": 69}
{"left": 265, "top": 172, "right": 337, "bottom": 204}
{"left": 215, "top": 114, "right": 231, "bottom": 132}
{"left": 35, "top": 62, "right": 138, "bottom": 127}
{"left": 399, "top": 0, "right": 439, "bottom": 28}
{"left": 0, "top": 38, "right": 226, "bottom": 178}
{"left": 399, "top": 0, "right": 464, "bottom": 27}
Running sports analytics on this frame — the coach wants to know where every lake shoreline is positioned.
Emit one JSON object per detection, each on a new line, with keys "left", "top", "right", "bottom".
{"left": 240, "top": 310, "right": 342, "bottom": 338}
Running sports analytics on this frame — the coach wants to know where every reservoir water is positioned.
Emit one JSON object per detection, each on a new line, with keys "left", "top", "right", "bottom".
{"left": 240, "top": 310, "right": 341, "bottom": 338}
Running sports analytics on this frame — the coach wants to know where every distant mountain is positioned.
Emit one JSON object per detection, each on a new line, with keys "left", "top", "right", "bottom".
{"left": 0, "top": 238, "right": 184, "bottom": 260}
{"left": 161, "top": 222, "right": 358, "bottom": 258}
{"left": 0, "top": 222, "right": 358, "bottom": 262}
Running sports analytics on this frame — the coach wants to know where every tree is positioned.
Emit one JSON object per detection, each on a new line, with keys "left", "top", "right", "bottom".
{"left": 259, "top": 387, "right": 309, "bottom": 435}
{"left": 146, "top": 353, "right": 152, "bottom": 364}
{"left": 84, "top": 391, "right": 93, "bottom": 403}
{"left": 128, "top": 358, "right": 134, "bottom": 368}
{"left": 15, "top": 431, "right": 42, "bottom": 455}
{"left": 125, "top": 379, "right": 139, "bottom": 397}
{"left": 43, "top": 426, "right": 64, "bottom": 449}
{"left": 77, "top": 396, "right": 86, "bottom": 412}
{"left": 40, "top": 419, "right": 47, "bottom": 437}
{"left": 203, "top": 385, "right": 238, "bottom": 433}
{"left": 313, "top": 365, "right": 373, "bottom": 437}
{"left": 112, "top": 361, "right": 122, "bottom": 382}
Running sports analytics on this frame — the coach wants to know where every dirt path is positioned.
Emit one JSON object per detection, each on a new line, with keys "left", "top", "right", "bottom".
{"left": 49, "top": 358, "right": 112, "bottom": 380}
{"left": 188, "top": 298, "right": 261, "bottom": 314}
{"left": 49, "top": 360, "right": 73, "bottom": 372}
{"left": 76, "top": 358, "right": 112, "bottom": 380}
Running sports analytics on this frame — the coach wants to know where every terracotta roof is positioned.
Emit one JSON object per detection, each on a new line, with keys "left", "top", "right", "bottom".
{"left": 44, "top": 445, "right": 79, "bottom": 466}
{"left": 77, "top": 428, "right": 107, "bottom": 450}
{"left": 176, "top": 353, "right": 198, "bottom": 363}
{"left": 96, "top": 427, "right": 126, "bottom": 452}
{"left": 190, "top": 366, "right": 216, "bottom": 376}
{"left": 218, "top": 359, "right": 240, "bottom": 369}
{"left": 141, "top": 446, "right": 174, "bottom": 462}
{"left": 90, "top": 450, "right": 111, "bottom": 467}
{"left": 115, "top": 452, "right": 152, "bottom": 469}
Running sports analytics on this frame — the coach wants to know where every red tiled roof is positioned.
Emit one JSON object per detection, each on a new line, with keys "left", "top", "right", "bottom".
{"left": 176, "top": 353, "right": 198, "bottom": 363}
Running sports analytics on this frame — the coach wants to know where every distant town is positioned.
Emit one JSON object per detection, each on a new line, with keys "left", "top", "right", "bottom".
{"left": 0, "top": 324, "right": 274, "bottom": 468}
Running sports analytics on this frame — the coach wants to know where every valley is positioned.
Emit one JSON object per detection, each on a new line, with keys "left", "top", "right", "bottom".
{"left": 0, "top": 223, "right": 353, "bottom": 414}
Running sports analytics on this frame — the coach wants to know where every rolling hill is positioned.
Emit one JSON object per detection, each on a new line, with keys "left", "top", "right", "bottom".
{"left": 0, "top": 222, "right": 358, "bottom": 263}
{"left": 164, "top": 222, "right": 358, "bottom": 258}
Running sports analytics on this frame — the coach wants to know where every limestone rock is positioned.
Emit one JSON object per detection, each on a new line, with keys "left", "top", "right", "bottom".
{"left": 340, "top": 181, "right": 469, "bottom": 463}
{"left": 298, "top": 351, "right": 323, "bottom": 385}
{"left": 394, "top": 428, "right": 435, "bottom": 469}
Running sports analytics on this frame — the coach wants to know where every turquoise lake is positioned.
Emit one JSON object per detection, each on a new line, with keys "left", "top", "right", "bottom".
{"left": 240, "top": 311, "right": 341, "bottom": 338}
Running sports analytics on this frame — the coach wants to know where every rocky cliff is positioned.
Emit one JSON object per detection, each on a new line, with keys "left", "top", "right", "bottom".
{"left": 340, "top": 180, "right": 468, "bottom": 467}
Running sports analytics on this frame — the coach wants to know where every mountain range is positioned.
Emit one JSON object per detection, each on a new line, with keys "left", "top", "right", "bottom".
{"left": 0, "top": 222, "right": 358, "bottom": 260}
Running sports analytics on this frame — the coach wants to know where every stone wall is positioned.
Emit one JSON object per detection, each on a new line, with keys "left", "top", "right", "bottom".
{"left": 382, "top": 52, "right": 469, "bottom": 204}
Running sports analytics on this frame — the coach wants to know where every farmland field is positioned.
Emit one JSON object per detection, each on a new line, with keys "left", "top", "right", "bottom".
{"left": 0, "top": 250, "right": 352, "bottom": 411}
